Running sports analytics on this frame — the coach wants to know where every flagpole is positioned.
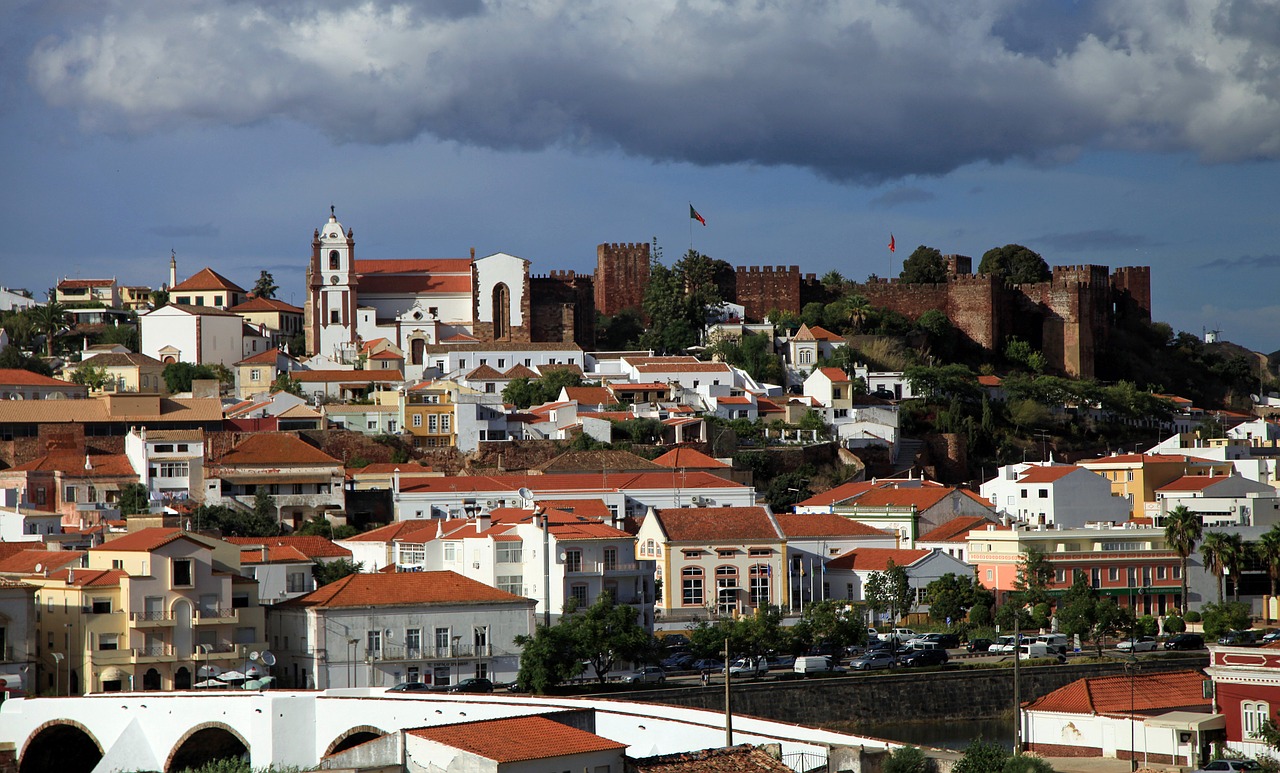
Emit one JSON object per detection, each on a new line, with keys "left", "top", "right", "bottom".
{"left": 689, "top": 202, "right": 694, "bottom": 254}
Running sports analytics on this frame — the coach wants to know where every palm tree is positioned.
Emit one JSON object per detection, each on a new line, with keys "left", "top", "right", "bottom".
{"left": 1201, "top": 532, "right": 1231, "bottom": 604}
{"left": 845, "top": 294, "right": 872, "bottom": 334}
{"left": 1164, "top": 505, "right": 1202, "bottom": 614}
{"left": 31, "top": 299, "right": 68, "bottom": 357}
{"left": 1256, "top": 525, "right": 1280, "bottom": 600}
{"left": 1222, "top": 532, "right": 1246, "bottom": 602}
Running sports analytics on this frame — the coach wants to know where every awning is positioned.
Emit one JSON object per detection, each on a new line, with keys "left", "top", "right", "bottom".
{"left": 100, "top": 667, "right": 129, "bottom": 682}
{"left": 0, "top": 673, "right": 25, "bottom": 691}
{"left": 1145, "top": 712, "right": 1225, "bottom": 731}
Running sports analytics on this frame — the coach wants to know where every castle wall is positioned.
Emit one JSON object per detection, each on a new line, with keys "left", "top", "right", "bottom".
{"left": 735, "top": 266, "right": 802, "bottom": 322}
{"left": 1111, "top": 265, "right": 1152, "bottom": 321}
{"left": 594, "top": 243, "right": 649, "bottom": 317}
{"left": 531, "top": 271, "right": 596, "bottom": 347}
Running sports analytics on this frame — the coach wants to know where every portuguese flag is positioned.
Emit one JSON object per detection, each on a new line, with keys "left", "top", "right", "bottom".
{"left": 690, "top": 205, "right": 706, "bottom": 226}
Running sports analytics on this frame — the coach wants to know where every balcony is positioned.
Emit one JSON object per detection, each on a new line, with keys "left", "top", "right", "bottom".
{"left": 564, "top": 560, "right": 647, "bottom": 577}
{"left": 364, "top": 643, "right": 496, "bottom": 662}
{"left": 130, "top": 611, "right": 176, "bottom": 628}
{"left": 132, "top": 644, "right": 175, "bottom": 663}
{"left": 194, "top": 608, "right": 239, "bottom": 624}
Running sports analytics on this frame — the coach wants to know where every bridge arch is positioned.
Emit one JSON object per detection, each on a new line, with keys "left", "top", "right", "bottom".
{"left": 326, "top": 725, "right": 389, "bottom": 756}
{"left": 165, "top": 721, "right": 250, "bottom": 773}
{"left": 19, "top": 719, "right": 103, "bottom": 773}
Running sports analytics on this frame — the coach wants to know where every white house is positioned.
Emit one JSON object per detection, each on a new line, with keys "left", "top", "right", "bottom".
{"left": 226, "top": 536, "right": 353, "bottom": 605}
{"left": 980, "top": 461, "right": 1130, "bottom": 528}
{"left": 400, "top": 714, "right": 627, "bottom": 773}
{"left": 140, "top": 303, "right": 245, "bottom": 368}
{"left": 823, "top": 547, "right": 973, "bottom": 621}
{"left": 0, "top": 488, "right": 62, "bottom": 544}
{"left": 787, "top": 324, "right": 845, "bottom": 373}
{"left": 774, "top": 513, "right": 897, "bottom": 610}
{"left": 1153, "top": 473, "right": 1280, "bottom": 527}
{"left": 124, "top": 427, "right": 204, "bottom": 505}
{"left": 268, "top": 570, "right": 536, "bottom": 689}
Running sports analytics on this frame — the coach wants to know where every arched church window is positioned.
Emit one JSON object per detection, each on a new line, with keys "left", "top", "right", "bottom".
{"left": 329, "top": 250, "right": 340, "bottom": 270}
{"left": 492, "top": 283, "right": 511, "bottom": 341}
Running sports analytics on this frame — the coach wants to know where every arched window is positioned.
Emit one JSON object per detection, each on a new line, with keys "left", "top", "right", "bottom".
{"left": 681, "top": 567, "right": 703, "bottom": 606}
{"left": 492, "top": 283, "right": 511, "bottom": 340}
{"left": 799, "top": 349, "right": 812, "bottom": 364}
{"left": 716, "top": 566, "right": 739, "bottom": 614}
{"left": 1244, "top": 701, "right": 1272, "bottom": 737}
{"left": 329, "top": 250, "right": 340, "bottom": 270}
{"left": 749, "top": 564, "right": 772, "bottom": 606}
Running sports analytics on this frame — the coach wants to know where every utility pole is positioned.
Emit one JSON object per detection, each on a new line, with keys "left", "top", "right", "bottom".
{"left": 1013, "top": 614, "right": 1021, "bottom": 754}
{"left": 723, "top": 636, "right": 732, "bottom": 747}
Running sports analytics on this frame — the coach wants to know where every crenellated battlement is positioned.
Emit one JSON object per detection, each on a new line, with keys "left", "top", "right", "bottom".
{"left": 736, "top": 265, "right": 801, "bottom": 274}
{"left": 594, "top": 241, "right": 651, "bottom": 317}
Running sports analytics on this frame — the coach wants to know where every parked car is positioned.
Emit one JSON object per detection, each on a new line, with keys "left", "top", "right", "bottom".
{"left": 1261, "top": 630, "right": 1280, "bottom": 644}
{"left": 966, "top": 638, "right": 994, "bottom": 653}
{"left": 1194, "top": 760, "right": 1262, "bottom": 772}
{"left": 448, "top": 678, "right": 495, "bottom": 693}
{"left": 913, "top": 632, "right": 961, "bottom": 649}
{"left": 766, "top": 654, "right": 796, "bottom": 671}
{"left": 621, "top": 666, "right": 667, "bottom": 685}
{"left": 387, "top": 681, "right": 431, "bottom": 692}
{"left": 661, "top": 652, "right": 694, "bottom": 670}
{"left": 691, "top": 658, "right": 724, "bottom": 672}
{"left": 848, "top": 651, "right": 897, "bottom": 671}
{"left": 990, "top": 636, "right": 1019, "bottom": 654}
{"left": 729, "top": 657, "right": 768, "bottom": 678}
{"left": 899, "top": 648, "right": 949, "bottom": 668}
{"left": 1117, "top": 636, "right": 1158, "bottom": 652}
{"left": 1164, "top": 633, "right": 1205, "bottom": 651}
{"left": 1036, "top": 634, "right": 1069, "bottom": 655}
{"left": 1219, "top": 630, "right": 1260, "bottom": 647}
{"left": 882, "top": 628, "right": 918, "bottom": 645}
{"left": 661, "top": 633, "right": 691, "bottom": 649}
{"left": 793, "top": 655, "right": 839, "bottom": 675}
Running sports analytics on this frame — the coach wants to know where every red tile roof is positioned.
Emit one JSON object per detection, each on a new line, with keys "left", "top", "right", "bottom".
{"left": 357, "top": 275, "right": 472, "bottom": 295}
{"left": 919, "top": 515, "right": 999, "bottom": 543}
{"left": 408, "top": 715, "right": 625, "bottom": 763}
{"left": 286, "top": 570, "right": 529, "bottom": 607}
{"left": 292, "top": 369, "right": 403, "bottom": 383}
{"left": 650, "top": 507, "right": 782, "bottom": 542}
{"left": 48, "top": 567, "right": 127, "bottom": 587}
{"left": 400, "top": 471, "right": 743, "bottom": 494}
{"left": 6, "top": 452, "right": 136, "bottom": 477}
{"left": 564, "top": 386, "right": 615, "bottom": 405}
{"left": 225, "top": 535, "right": 351, "bottom": 559}
{"left": 215, "top": 433, "right": 340, "bottom": 466}
{"left": 170, "top": 267, "right": 246, "bottom": 293}
{"left": 503, "top": 364, "right": 538, "bottom": 379}
{"left": 826, "top": 547, "right": 931, "bottom": 572}
{"left": 773, "top": 514, "right": 894, "bottom": 538}
{"left": 978, "top": 374, "right": 1003, "bottom": 387}
{"left": 1017, "top": 465, "right": 1080, "bottom": 483}
{"left": 0, "top": 550, "right": 85, "bottom": 574}
{"left": 355, "top": 259, "right": 473, "bottom": 274}
{"left": 340, "top": 520, "right": 444, "bottom": 543}
{"left": 1025, "top": 670, "right": 1209, "bottom": 716}
{"left": 0, "top": 370, "right": 80, "bottom": 388}
{"left": 58, "top": 278, "right": 114, "bottom": 289}
{"left": 231, "top": 297, "right": 303, "bottom": 314}
{"left": 716, "top": 396, "right": 754, "bottom": 405}
{"left": 1080, "top": 453, "right": 1219, "bottom": 466}
{"left": 93, "top": 527, "right": 195, "bottom": 553}
{"left": 816, "top": 367, "right": 850, "bottom": 382}
{"left": 368, "top": 351, "right": 403, "bottom": 360}
{"left": 652, "top": 448, "right": 729, "bottom": 469}
{"left": 635, "top": 362, "right": 731, "bottom": 374}
{"left": 464, "top": 364, "right": 505, "bottom": 380}
{"left": 1157, "top": 475, "right": 1236, "bottom": 492}
{"left": 236, "top": 349, "right": 287, "bottom": 365}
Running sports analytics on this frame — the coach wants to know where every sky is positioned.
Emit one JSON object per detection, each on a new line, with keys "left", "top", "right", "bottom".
{"left": 5, "top": 1, "right": 1280, "bottom": 352}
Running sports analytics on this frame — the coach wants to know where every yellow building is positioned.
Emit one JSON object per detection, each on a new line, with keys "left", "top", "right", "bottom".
{"left": 79, "top": 352, "right": 167, "bottom": 394}
{"left": 34, "top": 527, "right": 266, "bottom": 694}
{"left": 404, "top": 381, "right": 457, "bottom": 449}
{"left": 1077, "top": 453, "right": 1233, "bottom": 519}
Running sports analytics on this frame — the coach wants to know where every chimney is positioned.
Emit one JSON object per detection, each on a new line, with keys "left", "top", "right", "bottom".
{"left": 67, "top": 570, "right": 74, "bottom": 584}
{"left": 478, "top": 513, "right": 491, "bottom": 532}
{"left": 470, "top": 247, "right": 476, "bottom": 260}
{"left": 84, "top": 454, "right": 93, "bottom": 471}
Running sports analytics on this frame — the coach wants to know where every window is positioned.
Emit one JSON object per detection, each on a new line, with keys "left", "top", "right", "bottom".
{"left": 1038, "top": 489, "right": 1048, "bottom": 498}
{"left": 1020, "top": 489, "right": 1027, "bottom": 498}
{"left": 986, "top": 569, "right": 994, "bottom": 582}
{"left": 329, "top": 250, "right": 340, "bottom": 270}
{"left": 716, "top": 548, "right": 737, "bottom": 559}
{"left": 98, "top": 633, "right": 119, "bottom": 651}
{"left": 172, "top": 558, "right": 193, "bottom": 587}
{"left": 286, "top": 572, "right": 307, "bottom": 593}
{"left": 681, "top": 567, "right": 704, "bottom": 606}
{"left": 570, "top": 584, "right": 588, "bottom": 607}
{"left": 367, "top": 629, "right": 381, "bottom": 654}
{"left": 435, "top": 627, "right": 451, "bottom": 656}
{"left": 748, "top": 548, "right": 773, "bottom": 557}
{"left": 35, "top": 487, "right": 45, "bottom": 505}
{"left": 1108, "top": 567, "right": 1118, "bottom": 582}
{"left": 158, "top": 462, "right": 188, "bottom": 477}
{"left": 496, "top": 543, "right": 523, "bottom": 563}
{"left": 412, "top": 414, "right": 422, "bottom": 427}
{"left": 330, "top": 310, "right": 340, "bottom": 324}
{"left": 444, "top": 542, "right": 457, "bottom": 561}
{"left": 603, "top": 547, "right": 618, "bottom": 571}
{"left": 250, "top": 369, "right": 261, "bottom": 381}
{"left": 846, "top": 583, "right": 854, "bottom": 600}
{"left": 1173, "top": 565, "right": 1182, "bottom": 579}
{"left": 1244, "top": 701, "right": 1272, "bottom": 737}
{"left": 441, "top": 414, "right": 451, "bottom": 432}
{"left": 428, "top": 414, "right": 438, "bottom": 433}
{"left": 1091, "top": 568, "right": 1101, "bottom": 588}
{"left": 563, "top": 549, "right": 582, "bottom": 573}
{"left": 64, "top": 486, "right": 76, "bottom": 503}
{"left": 406, "top": 628, "right": 421, "bottom": 654}
{"left": 91, "top": 598, "right": 112, "bottom": 614}
{"left": 749, "top": 564, "right": 771, "bottom": 606}
{"left": 497, "top": 575, "right": 522, "bottom": 595}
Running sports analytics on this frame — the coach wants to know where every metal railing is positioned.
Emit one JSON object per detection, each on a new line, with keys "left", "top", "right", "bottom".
{"left": 133, "top": 645, "right": 174, "bottom": 658}
{"left": 365, "top": 643, "right": 494, "bottom": 661}
{"left": 131, "top": 611, "right": 174, "bottom": 622}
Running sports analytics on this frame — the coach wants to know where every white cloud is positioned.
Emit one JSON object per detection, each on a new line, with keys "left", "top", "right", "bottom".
{"left": 18, "top": 0, "right": 1280, "bottom": 182}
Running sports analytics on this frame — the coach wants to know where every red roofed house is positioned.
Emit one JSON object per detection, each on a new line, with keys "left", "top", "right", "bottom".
{"left": 794, "top": 478, "right": 997, "bottom": 549}
{"left": 204, "top": 433, "right": 345, "bottom": 530}
{"left": 399, "top": 713, "right": 626, "bottom": 773}
{"left": 230, "top": 295, "right": 304, "bottom": 348}
{"left": 1078, "top": 453, "right": 1234, "bottom": 519}
{"left": 269, "top": 570, "right": 536, "bottom": 689}
{"left": 140, "top": 302, "right": 248, "bottom": 368}
{"left": 1153, "top": 473, "right": 1279, "bottom": 528}
{"left": 56, "top": 277, "right": 120, "bottom": 307}
{"left": 226, "top": 535, "right": 352, "bottom": 604}
{"left": 789, "top": 323, "right": 846, "bottom": 372}
{"left": 1207, "top": 642, "right": 1280, "bottom": 760}
{"left": 636, "top": 506, "right": 786, "bottom": 618}
{"left": 774, "top": 513, "right": 896, "bottom": 609}
{"left": 917, "top": 514, "right": 999, "bottom": 563}
{"left": 232, "top": 348, "right": 304, "bottom": 400}
{"left": 1022, "top": 669, "right": 1217, "bottom": 767}
{"left": 823, "top": 547, "right": 971, "bottom": 622}
{"left": 0, "top": 369, "right": 88, "bottom": 401}
{"left": 168, "top": 266, "right": 248, "bottom": 310}
{"left": 980, "top": 461, "right": 1131, "bottom": 528}
{"left": 0, "top": 450, "right": 139, "bottom": 527}
{"left": 24, "top": 527, "right": 266, "bottom": 694}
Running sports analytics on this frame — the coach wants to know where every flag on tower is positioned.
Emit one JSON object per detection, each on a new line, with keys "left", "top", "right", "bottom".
{"left": 690, "top": 205, "right": 706, "bottom": 226}
{"left": 888, "top": 234, "right": 896, "bottom": 253}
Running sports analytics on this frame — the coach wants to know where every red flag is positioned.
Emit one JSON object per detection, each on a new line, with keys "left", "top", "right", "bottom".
{"left": 888, "top": 234, "right": 895, "bottom": 253}
{"left": 690, "top": 205, "right": 706, "bottom": 226}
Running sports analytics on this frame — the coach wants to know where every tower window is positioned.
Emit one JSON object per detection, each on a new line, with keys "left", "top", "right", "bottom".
{"left": 329, "top": 250, "right": 340, "bottom": 270}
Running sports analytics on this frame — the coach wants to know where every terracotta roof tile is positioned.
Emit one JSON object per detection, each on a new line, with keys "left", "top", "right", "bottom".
{"left": 339, "top": 520, "right": 443, "bottom": 543}
{"left": 408, "top": 715, "right": 625, "bottom": 763}
{"left": 563, "top": 386, "right": 615, "bottom": 405}
{"left": 464, "top": 364, "right": 506, "bottom": 380}
{"left": 58, "top": 278, "right": 115, "bottom": 289}
{"left": 79, "top": 353, "right": 165, "bottom": 368}
{"left": 1157, "top": 475, "right": 1236, "bottom": 492}
{"left": 49, "top": 567, "right": 127, "bottom": 587}
{"left": 225, "top": 535, "right": 351, "bottom": 559}
{"left": 652, "top": 448, "right": 729, "bottom": 469}
{"left": 650, "top": 507, "right": 782, "bottom": 542}
{"left": 635, "top": 362, "right": 732, "bottom": 374}
{"left": 1025, "top": 670, "right": 1209, "bottom": 716}
{"left": 355, "top": 259, "right": 472, "bottom": 274}
{"left": 6, "top": 452, "right": 136, "bottom": 477}
{"left": 502, "top": 364, "right": 539, "bottom": 379}
{"left": 0, "top": 369, "right": 80, "bottom": 387}
{"left": 170, "top": 267, "right": 246, "bottom": 293}
{"left": 817, "top": 367, "right": 850, "bottom": 382}
{"left": 92, "top": 527, "right": 193, "bottom": 553}
{"left": 286, "top": 570, "right": 529, "bottom": 607}
{"left": 808, "top": 326, "right": 842, "bottom": 341}
{"left": 214, "top": 433, "right": 340, "bottom": 466}
{"left": 773, "top": 514, "right": 894, "bottom": 538}
{"left": 826, "top": 547, "right": 931, "bottom": 572}
{"left": 0, "top": 550, "right": 85, "bottom": 574}
{"left": 158, "top": 302, "right": 242, "bottom": 317}
{"left": 1018, "top": 465, "right": 1080, "bottom": 483}
{"left": 230, "top": 297, "right": 303, "bottom": 314}
{"left": 236, "top": 349, "right": 289, "bottom": 365}
{"left": 292, "top": 369, "right": 403, "bottom": 383}
{"left": 919, "top": 515, "right": 999, "bottom": 543}
{"left": 400, "top": 471, "right": 742, "bottom": 494}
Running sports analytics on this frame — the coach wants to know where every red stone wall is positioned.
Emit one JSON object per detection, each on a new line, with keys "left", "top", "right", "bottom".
{"left": 594, "top": 243, "right": 650, "bottom": 317}
{"left": 1112, "top": 265, "right": 1152, "bottom": 321}
{"left": 734, "top": 266, "right": 803, "bottom": 322}
{"left": 531, "top": 271, "right": 596, "bottom": 346}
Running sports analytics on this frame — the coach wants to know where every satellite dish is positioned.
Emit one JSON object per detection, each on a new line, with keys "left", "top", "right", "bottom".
{"left": 249, "top": 651, "right": 260, "bottom": 662}
{"left": 260, "top": 651, "right": 276, "bottom": 666}
{"left": 517, "top": 487, "right": 534, "bottom": 502}
{"left": 33, "top": 564, "right": 41, "bottom": 573}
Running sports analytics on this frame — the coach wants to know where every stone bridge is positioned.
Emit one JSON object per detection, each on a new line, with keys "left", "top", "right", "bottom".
{"left": 0, "top": 688, "right": 893, "bottom": 773}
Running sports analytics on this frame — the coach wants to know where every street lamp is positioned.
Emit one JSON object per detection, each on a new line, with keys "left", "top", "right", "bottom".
{"left": 50, "top": 653, "right": 64, "bottom": 697}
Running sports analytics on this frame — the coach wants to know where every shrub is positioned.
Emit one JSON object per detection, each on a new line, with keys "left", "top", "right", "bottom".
{"left": 1002, "top": 754, "right": 1056, "bottom": 773}
{"left": 1163, "top": 614, "right": 1186, "bottom": 634}
{"left": 1185, "top": 610, "right": 1202, "bottom": 623}
{"left": 884, "top": 745, "right": 931, "bottom": 773}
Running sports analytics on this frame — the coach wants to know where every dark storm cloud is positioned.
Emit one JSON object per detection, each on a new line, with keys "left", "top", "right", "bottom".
{"left": 16, "top": 0, "right": 1280, "bottom": 184}
{"left": 1197, "top": 253, "right": 1280, "bottom": 270}
{"left": 870, "top": 187, "right": 936, "bottom": 208}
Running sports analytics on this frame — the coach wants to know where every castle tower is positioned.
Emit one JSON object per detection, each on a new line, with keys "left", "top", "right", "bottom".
{"left": 304, "top": 207, "right": 359, "bottom": 359}
{"left": 595, "top": 242, "right": 650, "bottom": 317}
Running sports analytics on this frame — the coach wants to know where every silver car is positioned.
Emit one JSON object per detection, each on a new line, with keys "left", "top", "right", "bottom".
{"left": 1194, "top": 760, "right": 1261, "bottom": 772}
{"left": 848, "top": 652, "right": 897, "bottom": 671}
{"left": 621, "top": 666, "right": 666, "bottom": 684}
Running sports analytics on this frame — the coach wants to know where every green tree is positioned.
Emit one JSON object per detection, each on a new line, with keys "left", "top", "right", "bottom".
{"left": 514, "top": 623, "right": 582, "bottom": 693}
{"left": 0, "top": 345, "right": 52, "bottom": 376}
{"left": 1258, "top": 525, "right": 1280, "bottom": 598}
{"left": 189, "top": 503, "right": 279, "bottom": 538}
{"left": 596, "top": 309, "right": 646, "bottom": 351}
{"left": 162, "top": 362, "right": 226, "bottom": 393}
{"left": 97, "top": 323, "right": 139, "bottom": 352}
{"left": 915, "top": 309, "right": 956, "bottom": 359}
{"left": 763, "top": 471, "right": 813, "bottom": 511}
{"left": 70, "top": 363, "right": 111, "bottom": 390}
{"left": 952, "top": 739, "right": 1009, "bottom": 773}
{"left": 1056, "top": 573, "right": 1132, "bottom": 656}
{"left": 1201, "top": 531, "right": 1242, "bottom": 603}
{"left": 149, "top": 289, "right": 169, "bottom": 308}
{"left": 866, "top": 560, "right": 913, "bottom": 624}
{"left": 1002, "top": 754, "right": 1056, "bottom": 773}
{"left": 31, "top": 299, "right": 68, "bottom": 356}
{"left": 1013, "top": 547, "right": 1054, "bottom": 607}
{"left": 883, "top": 745, "right": 930, "bottom": 773}
{"left": 1164, "top": 504, "right": 1203, "bottom": 613}
{"left": 559, "top": 593, "right": 656, "bottom": 684}
{"left": 272, "top": 372, "right": 303, "bottom": 397}
{"left": 313, "top": 558, "right": 363, "bottom": 587}
{"left": 978, "top": 244, "right": 1050, "bottom": 284}
{"left": 690, "top": 606, "right": 789, "bottom": 661}
{"left": 1004, "top": 337, "right": 1047, "bottom": 374}
{"left": 705, "top": 331, "right": 785, "bottom": 385}
{"left": 899, "top": 245, "right": 948, "bottom": 284}
{"left": 845, "top": 294, "right": 872, "bottom": 334}
{"left": 924, "top": 573, "right": 991, "bottom": 626}
{"left": 294, "top": 515, "right": 356, "bottom": 539}
{"left": 252, "top": 270, "right": 278, "bottom": 299}
{"left": 117, "top": 483, "right": 152, "bottom": 516}
{"left": 903, "top": 364, "right": 980, "bottom": 403}
{"left": 639, "top": 249, "right": 724, "bottom": 353}
{"left": 791, "top": 600, "right": 867, "bottom": 653}
{"left": 1200, "top": 601, "right": 1250, "bottom": 640}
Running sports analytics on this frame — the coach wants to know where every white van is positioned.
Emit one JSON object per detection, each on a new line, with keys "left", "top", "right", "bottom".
{"left": 1018, "top": 643, "right": 1052, "bottom": 660}
{"left": 794, "top": 655, "right": 836, "bottom": 675}
{"left": 1036, "top": 634, "right": 1069, "bottom": 655}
